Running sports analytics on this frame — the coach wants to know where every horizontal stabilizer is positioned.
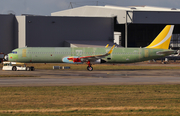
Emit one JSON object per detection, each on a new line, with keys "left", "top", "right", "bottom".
{"left": 156, "top": 51, "right": 176, "bottom": 55}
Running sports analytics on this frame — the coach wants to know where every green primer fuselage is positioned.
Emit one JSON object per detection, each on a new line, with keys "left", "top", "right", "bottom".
{"left": 8, "top": 47, "right": 174, "bottom": 63}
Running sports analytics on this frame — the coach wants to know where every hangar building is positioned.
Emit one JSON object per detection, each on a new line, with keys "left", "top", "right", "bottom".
{"left": 0, "top": 15, "right": 18, "bottom": 54}
{"left": 52, "top": 5, "right": 180, "bottom": 48}
{"left": 17, "top": 15, "right": 114, "bottom": 48}
{"left": 1, "top": 5, "right": 180, "bottom": 54}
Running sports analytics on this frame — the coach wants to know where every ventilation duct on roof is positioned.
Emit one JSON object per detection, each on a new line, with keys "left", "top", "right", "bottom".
{"left": 171, "top": 8, "right": 177, "bottom": 10}
{"left": 131, "top": 7, "right": 136, "bottom": 9}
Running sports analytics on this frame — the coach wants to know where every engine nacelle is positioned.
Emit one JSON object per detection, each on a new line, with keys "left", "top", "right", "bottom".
{"left": 62, "top": 56, "right": 83, "bottom": 64}
{"left": 91, "top": 59, "right": 106, "bottom": 64}
{"left": 62, "top": 57, "right": 106, "bottom": 64}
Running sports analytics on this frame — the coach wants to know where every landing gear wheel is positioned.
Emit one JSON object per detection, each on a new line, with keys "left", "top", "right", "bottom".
{"left": 87, "top": 66, "right": 93, "bottom": 71}
{"left": 26, "top": 67, "right": 30, "bottom": 71}
{"left": 12, "top": 66, "right": 17, "bottom": 71}
{"left": 30, "top": 67, "right": 35, "bottom": 71}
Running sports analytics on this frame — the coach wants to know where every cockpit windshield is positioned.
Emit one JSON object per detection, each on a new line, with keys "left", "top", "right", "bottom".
{"left": 12, "top": 51, "right": 17, "bottom": 54}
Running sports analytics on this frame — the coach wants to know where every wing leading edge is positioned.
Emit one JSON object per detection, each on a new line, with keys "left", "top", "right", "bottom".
{"left": 80, "top": 45, "right": 115, "bottom": 62}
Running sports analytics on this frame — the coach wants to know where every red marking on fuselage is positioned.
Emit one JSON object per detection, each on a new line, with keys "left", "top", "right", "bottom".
{"left": 67, "top": 58, "right": 73, "bottom": 60}
{"left": 67, "top": 57, "right": 81, "bottom": 62}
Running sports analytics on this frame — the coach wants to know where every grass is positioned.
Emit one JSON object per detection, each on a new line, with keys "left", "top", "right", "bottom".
{"left": 0, "top": 75, "right": 36, "bottom": 77}
{"left": 0, "top": 85, "right": 180, "bottom": 115}
{"left": 0, "top": 62, "right": 180, "bottom": 115}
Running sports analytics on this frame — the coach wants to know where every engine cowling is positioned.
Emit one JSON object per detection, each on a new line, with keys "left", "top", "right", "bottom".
{"left": 91, "top": 59, "right": 106, "bottom": 64}
{"left": 62, "top": 56, "right": 83, "bottom": 64}
{"left": 62, "top": 57, "right": 106, "bottom": 64}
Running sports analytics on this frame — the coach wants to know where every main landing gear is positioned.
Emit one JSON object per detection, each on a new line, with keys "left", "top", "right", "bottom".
{"left": 87, "top": 61, "right": 93, "bottom": 71}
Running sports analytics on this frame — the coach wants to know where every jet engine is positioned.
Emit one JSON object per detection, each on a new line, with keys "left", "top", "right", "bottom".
{"left": 91, "top": 59, "right": 106, "bottom": 64}
{"left": 62, "top": 56, "right": 106, "bottom": 64}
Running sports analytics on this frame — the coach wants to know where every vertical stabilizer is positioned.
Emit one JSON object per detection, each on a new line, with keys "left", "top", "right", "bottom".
{"left": 146, "top": 25, "right": 174, "bottom": 49}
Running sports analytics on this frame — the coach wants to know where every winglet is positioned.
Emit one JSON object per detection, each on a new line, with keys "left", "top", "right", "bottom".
{"left": 105, "top": 44, "right": 109, "bottom": 48}
{"left": 107, "top": 45, "right": 115, "bottom": 54}
{"left": 146, "top": 25, "right": 174, "bottom": 49}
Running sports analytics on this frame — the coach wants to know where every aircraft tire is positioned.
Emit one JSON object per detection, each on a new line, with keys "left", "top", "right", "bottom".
{"left": 26, "top": 67, "right": 30, "bottom": 71}
{"left": 87, "top": 66, "right": 93, "bottom": 71}
{"left": 30, "top": 67, "right": 35, "bottom": 71}
{"left": 12, "top": 66, "right": 17, "bottom": 71}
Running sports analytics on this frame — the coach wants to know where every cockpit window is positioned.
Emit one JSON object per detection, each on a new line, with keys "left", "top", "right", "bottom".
{"left": 12, "top": 51, "right": 17, "bottom": 54}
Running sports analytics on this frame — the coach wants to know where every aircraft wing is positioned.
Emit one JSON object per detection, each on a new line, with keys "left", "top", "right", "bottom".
{"left": 80, "top": 45, "right": 115, "bottom": 62}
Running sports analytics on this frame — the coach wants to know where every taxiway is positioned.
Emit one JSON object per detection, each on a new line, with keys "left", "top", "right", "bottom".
{"left": 0, "top": 69, "right": 180, "bottom": 86}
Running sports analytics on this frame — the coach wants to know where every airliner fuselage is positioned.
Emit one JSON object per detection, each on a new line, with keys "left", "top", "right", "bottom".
{"left": 7, "top": 47, "right": 174, "bottom": 64}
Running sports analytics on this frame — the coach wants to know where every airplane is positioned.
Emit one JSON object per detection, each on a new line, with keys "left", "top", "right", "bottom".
{"left": 4, "top": 25, "right": 176, "bottom": 71}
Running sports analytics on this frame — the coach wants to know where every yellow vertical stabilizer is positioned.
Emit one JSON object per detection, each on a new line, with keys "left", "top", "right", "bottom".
{"left": 146, "top": 25, "right": 174, "bottom": 49}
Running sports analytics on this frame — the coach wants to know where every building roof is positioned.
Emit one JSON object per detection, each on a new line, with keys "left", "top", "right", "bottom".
{"left": 104, "top": 5, "right": 180, "bottom": 11}
{"left": 65, "top": 40, "right": 122, "bottom": 48}
{"left": 51, "top": 5, "right": 180, "bottom": 24}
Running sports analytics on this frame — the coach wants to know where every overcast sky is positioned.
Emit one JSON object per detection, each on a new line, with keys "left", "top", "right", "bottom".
{"left": 0, "top": 0, "right": 179, "bottom": 16}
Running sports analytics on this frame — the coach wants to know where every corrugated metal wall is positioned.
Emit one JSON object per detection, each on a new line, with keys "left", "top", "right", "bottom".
{"left": 25, "top": 16, "right": 114, "bottom": 47}
{"left": 0, "top": 15, "right": 18, "bottom": 54}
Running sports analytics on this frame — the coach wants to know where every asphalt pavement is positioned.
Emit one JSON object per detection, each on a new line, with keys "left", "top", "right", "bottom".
{"left": 0, "top": 69, "right": 180, "bottom": 86}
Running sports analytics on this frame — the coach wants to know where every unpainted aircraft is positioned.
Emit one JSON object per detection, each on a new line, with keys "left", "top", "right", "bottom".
{"left": 5, "top": 25, "right": 175, "bottom": 71}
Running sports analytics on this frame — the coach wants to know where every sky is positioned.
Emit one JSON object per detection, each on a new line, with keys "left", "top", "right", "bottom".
{"left": 0, "top": 0, "right": 180, "bottom": 16}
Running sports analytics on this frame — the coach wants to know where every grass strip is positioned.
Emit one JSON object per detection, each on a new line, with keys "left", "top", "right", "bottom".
{"left": 0, "top": 75, "right": 37, "bottom": 77}
{"left": 1, "top": 106, "right": 180, "bottom": 113}
{"left": 0, "top": 85, "right": 180, "bottom": 115}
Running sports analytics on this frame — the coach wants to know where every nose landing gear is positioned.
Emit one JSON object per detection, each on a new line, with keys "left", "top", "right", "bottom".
{"left": 87, "top": 61, "right": 93, "bottom": 71}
